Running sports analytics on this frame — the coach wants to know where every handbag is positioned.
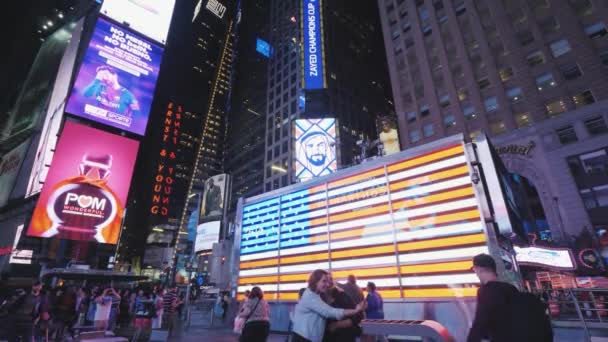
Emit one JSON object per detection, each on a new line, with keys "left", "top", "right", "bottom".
{"left": 234, "top": 299, "right": 260, "bottom": 334}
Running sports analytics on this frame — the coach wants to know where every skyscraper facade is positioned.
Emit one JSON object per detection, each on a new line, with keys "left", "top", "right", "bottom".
{"left": 118, "top": 0, "right": 237, "bottom": 268}
{"left": 264, "top": 0, "right": 393, "bottom": 192}
{"left": 378, "top": 0, "right": 608, "bottom": 250}
{"left": 224, "top": 0, "right": 269, "bottom": 214}
{"left": 378, "top": 0, "right": 608, "bottom": 147}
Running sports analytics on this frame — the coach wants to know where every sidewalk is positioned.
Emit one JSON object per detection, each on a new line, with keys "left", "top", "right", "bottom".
{"left": 169, "top": 326, "right": 288, "bottom": 342}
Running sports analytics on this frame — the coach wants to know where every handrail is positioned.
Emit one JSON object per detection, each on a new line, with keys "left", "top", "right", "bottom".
{"left": 360, "top": 319, "right": 455, "bottom": 342}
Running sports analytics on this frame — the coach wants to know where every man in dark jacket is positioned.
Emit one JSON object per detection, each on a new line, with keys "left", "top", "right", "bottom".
{"left": 467, "top": 254, "right": 519, "bottom": 342}
{"left": 7, "top": 281, "right": 50, "bottom": 342}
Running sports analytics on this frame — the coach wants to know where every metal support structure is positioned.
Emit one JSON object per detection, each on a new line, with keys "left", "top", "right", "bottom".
{"left": 360, "top": 319, "right": 455, "bottom": 342}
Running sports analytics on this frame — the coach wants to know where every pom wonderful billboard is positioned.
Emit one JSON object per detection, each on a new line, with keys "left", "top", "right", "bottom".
{"left": 27, "top": 121, "right": 139, "bottom": 244}
{"left": 65, "top": 18, "right": 163, "bottom": 135}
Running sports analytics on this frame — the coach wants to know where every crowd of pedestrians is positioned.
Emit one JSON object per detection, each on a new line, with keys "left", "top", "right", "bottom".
{"left": 0, "top": 282, "right": 185, "bottom": 342}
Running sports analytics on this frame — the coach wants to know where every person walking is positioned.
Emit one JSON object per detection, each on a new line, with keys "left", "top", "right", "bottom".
{"left": 365, "top": 282, "right": 384, "bottom": 320}
{"left": 341, "top": 275, "right": 364, "bottom": 305}
{"left": 467, "top": 253, "right": 553, "bottom": 342}
{"left": 162, "top": 286, "right": 182, "bottom": 334}
{"left": 292, "top": 269, "right": 365, "bottom": 342}
{"left": 237, "top": 286, "right": 270, "bottom": 342}
{"left": 151, "top": 289, "right": 164, "bottom": 330}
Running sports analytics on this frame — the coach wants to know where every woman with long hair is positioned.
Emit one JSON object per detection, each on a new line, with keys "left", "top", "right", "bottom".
{"left": 237, "top": 286, "right": 270, "bottom": 342}
{"left": 292, "top": 270, "right": 365, "bottom": 342}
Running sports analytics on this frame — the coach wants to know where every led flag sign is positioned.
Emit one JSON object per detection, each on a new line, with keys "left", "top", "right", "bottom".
{"left": 302, "top": 0, "right": 325, "bottom": 89}
{"left": 238, "top": 143, "right": 489, "bottom": 300}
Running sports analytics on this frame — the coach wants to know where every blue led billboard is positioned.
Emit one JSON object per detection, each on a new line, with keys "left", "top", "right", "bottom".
{"left": 256, "top": 38, "right": 271, "bottom": 58}
{"left": 302, "top": 0, "right": 325, "bottom": 89}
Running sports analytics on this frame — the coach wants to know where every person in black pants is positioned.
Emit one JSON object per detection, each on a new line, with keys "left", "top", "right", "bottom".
{"left": 238, "top": 287, "right": 270, "bottom": 342}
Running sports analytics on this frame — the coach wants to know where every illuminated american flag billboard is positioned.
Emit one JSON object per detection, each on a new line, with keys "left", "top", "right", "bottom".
{"left": 236, "top": 140, "right": 491, "bottom": 300}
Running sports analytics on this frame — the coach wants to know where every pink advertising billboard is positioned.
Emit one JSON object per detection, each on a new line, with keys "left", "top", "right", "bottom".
{"left": 27, "top": 121, "right": 139, "bottom": 244}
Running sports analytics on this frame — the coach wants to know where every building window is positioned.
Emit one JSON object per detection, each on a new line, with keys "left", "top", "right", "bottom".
{"left": 600, "top": 49, "right": 608, "bottom": 66}
{"left": 409, "top": 130, "right": 421, "bottom": 143}
{"left": 469, "top": 130, "right": 481, "bottom": 141}
{"left": 580, "top": 189, "right": 598, "bottom": 209}
{"left": 556, "top": 125, "right": 578, "bottom": 144}
{"left": 584, "top": 116, "right": 608, "bottom": 135}
{"left": 585, "top": 22, "right": 607, "bottom": 39}
{"left": 490, "top": 120, "right": 507, "bottom": 135}
{"left": 545, "top": 99, "right": 567, "bottom": 116}
{"left": 444, "top": 113, "right": 456, "bottom": 128}
{"left": 569, "top": 149, "right": 608, "bottom": 178}
{"left": 458, "top": 88, "right": 468, "bottom": 101}
{"left": 499, "top": 67, "right": 514, "bottom": 82}
{"left": 418, "top": 5, "right": 429, "bottom": 21}
{"left": 423, "top": 25, "right": 432, "bottom": 36}
{"left": 536, "top": 72, "right": 557, "bottom": 91}
{"left": 506, "top": 87, "right": 523, "bottom": 103}
{"left": 549, "top": 39, "right": 571, "bottom": 58}
{"left": 423, "top": 123, "right": 435, "bottom": 137}
{"left": 516, "top": 30, "right": 535, "bottom": 46}
{"left": 455, "top": 1, "right": 466, "bottom": 16}
{"left": 560, "top": 62, "right": 582, "bottom": 80}
{"left": 386, "top": 3, "right": 395, "bottom": 12}
{"left": 569, "top": 0, "right": 593, "bottom": 17}
{"left": 477, "top": 77, "right": 491, "bottom": 90}
{"left": 420, "top": 105, "right": 430, "bottom": 117}
{"left": 402, "top": 21, "right": 411, "bottom": 32}
{"left": 406, "top": 111, "right": 417, "bottom": 123}
{"left": 463, "top": 105, "right": 477, "bottom": 120}
{"left": 515, "top": 112, "right": 533, "bottom": 128}
{"left": 439, "top": 94, "right": 450, "bottom": 107}
{"left": 392, "top": 30, "right": 400, "bottom": 40}
{"left": 484, "top": 96, "right": 499, "bottom": 112}
{"left": 539, "top": 16, "right": 560, "bottom": 35}
{"left": 526, "top": 51, "right": 546, "bottom": 66}
{"left": 572, "top": 90, "right": 595, "bottom": 107}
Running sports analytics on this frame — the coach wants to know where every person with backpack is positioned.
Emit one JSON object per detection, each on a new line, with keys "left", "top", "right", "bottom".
{"left": 467, "top": 254, "right": 553, "bottom": 342}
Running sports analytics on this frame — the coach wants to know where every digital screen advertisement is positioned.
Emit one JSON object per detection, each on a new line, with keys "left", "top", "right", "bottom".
{"left": 65, "top": 18, "right": 163, "bottom": 135}
{"left": 200, "top": 174, "right": 229, "bottom": 220}
{"left": 195, "top": 221, "right": 221, "bottom": 252}
{"left": 100, "top": 0, "right": 176, "bottom": 44}
{"left": 238, "top": 143, "right": 487, "bottom": 300}
{"left": 514, "top": 246, "right": 576, "bottom": 270}
{"left": 27, "top": 121, "right": 139, "bottom": 244}
{"left": 302, "top": 0, "right": 325, "bottom": 89}
{"left": 294, "top": 118, "right": 337, "bottom": 181}
{"left": 256, "top": 38, "right": 271, "bottom": 58}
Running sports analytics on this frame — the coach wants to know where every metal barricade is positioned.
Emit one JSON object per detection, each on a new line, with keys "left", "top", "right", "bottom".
{"left": 361, "top": 319, "right": 455, "bottom": 342}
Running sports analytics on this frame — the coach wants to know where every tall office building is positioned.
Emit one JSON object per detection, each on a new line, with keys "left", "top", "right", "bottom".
{"left": 118, "top": 0, "right": 237, "bottom": 267}
{"left": 263, "top": 0, "right": 393, "bottom": 192}
{"left": 225, "top": 0, "right": 269, "bottom": 214}
{"left": 378, "top": 0, "right": 608, "bottom": 249}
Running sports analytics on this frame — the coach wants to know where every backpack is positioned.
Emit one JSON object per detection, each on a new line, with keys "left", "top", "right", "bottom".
{"left": 510, "top": 291, "right": 554, "bottom": 342}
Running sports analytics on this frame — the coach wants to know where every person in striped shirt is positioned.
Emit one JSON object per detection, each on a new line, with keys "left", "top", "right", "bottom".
{"left": 162, "top": 286, "right": 182, "bottom": 334}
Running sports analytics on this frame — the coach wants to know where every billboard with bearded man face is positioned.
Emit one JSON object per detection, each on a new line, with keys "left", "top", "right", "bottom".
{"left": 294, "top": 118, "right": 337, "bottom": 181}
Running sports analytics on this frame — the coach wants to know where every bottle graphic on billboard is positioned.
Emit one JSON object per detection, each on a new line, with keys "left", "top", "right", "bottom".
{"left": 31, "top": 154, "right": 121, "bottom": 242}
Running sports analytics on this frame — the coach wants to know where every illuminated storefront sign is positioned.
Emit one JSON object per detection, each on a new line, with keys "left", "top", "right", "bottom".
{"left": 238, "top": 143, "right": 488, "bottom": 300}
{"left": 27, "top": 121, "right": 139, "bottom": 244}
{"left": 65, "top": 18, "right": 163, "bottom": 135}
{"left": 302, "top": 0, "right": 325, "bottom": 89}
{"left": 514, "top": 246, "right": 576, "bottom": 270}
{"left": 150, "top": 102, "right": 182, "bottom": 217}
{"left": 294, "top": 118, "right": 337, "bottom": 181}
